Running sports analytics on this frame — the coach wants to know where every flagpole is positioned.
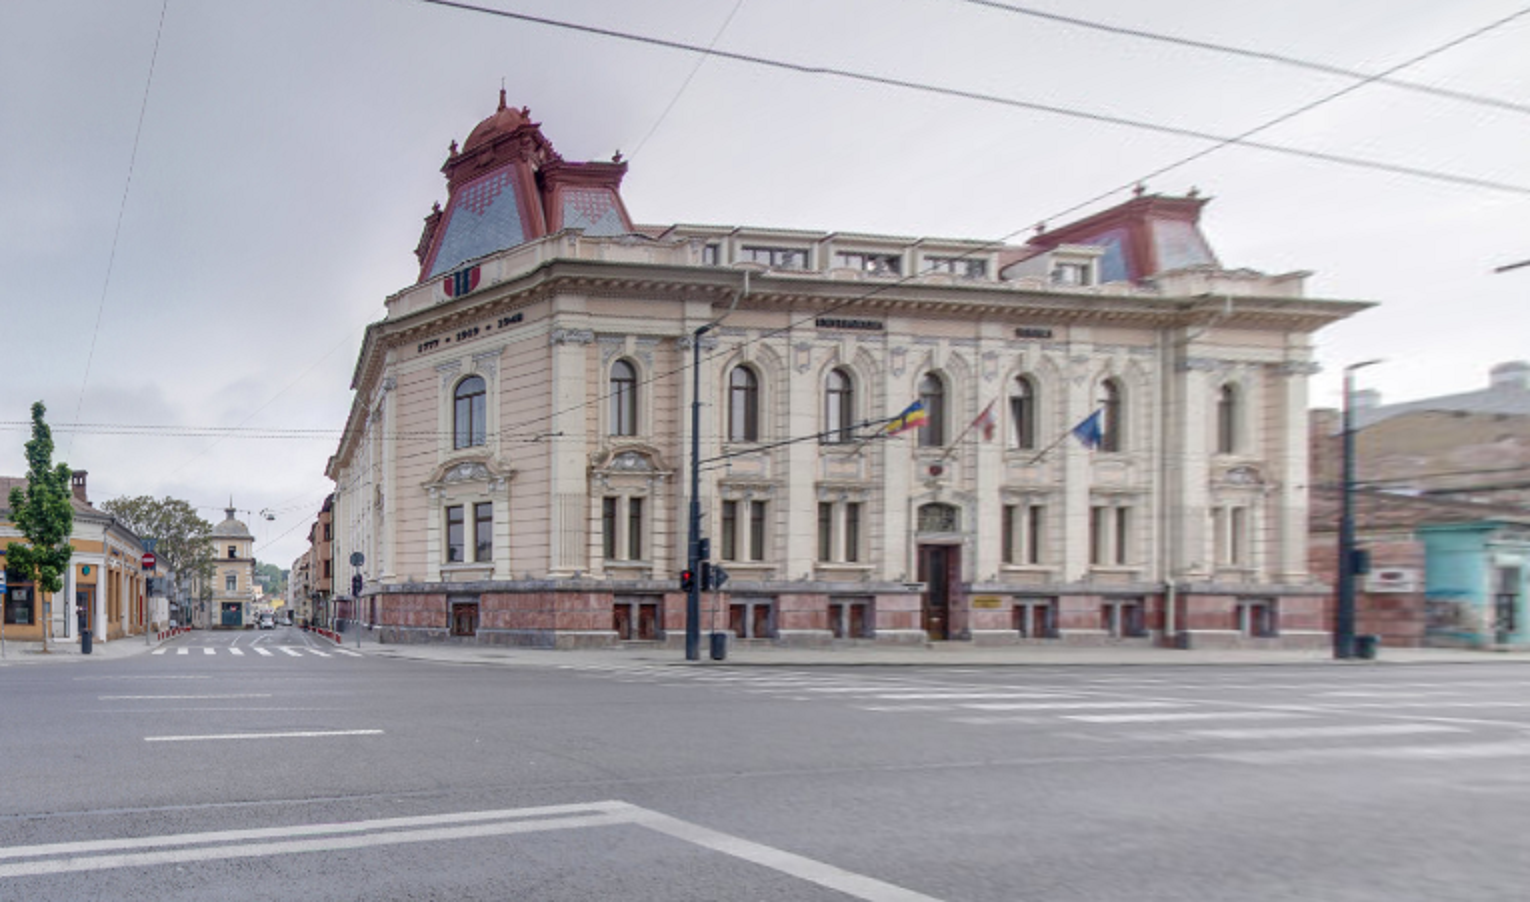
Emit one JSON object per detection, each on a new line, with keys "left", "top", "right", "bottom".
{"left": 1027, "top": 406, "right": 1103, "bottom": 466}
{"left": 937, "top": 398, "right": 995, "bottom": 464}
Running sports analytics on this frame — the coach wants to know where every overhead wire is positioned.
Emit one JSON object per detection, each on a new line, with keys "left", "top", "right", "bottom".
{"left": 625, "top": 0, "right": 747, "bottom": 161}
{"left": 953, "top": 0, "right": 1530, "bottom": 118}
{"left": 417, "top": 0, "right": 1530, "bottom": 196}
{"left": 68, "top": 0, "right": 170, "bottom": 458}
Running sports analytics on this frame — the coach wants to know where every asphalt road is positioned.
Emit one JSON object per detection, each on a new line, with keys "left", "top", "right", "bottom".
{"left": 5, "top": 630, "right": 1530, "bottom": 901}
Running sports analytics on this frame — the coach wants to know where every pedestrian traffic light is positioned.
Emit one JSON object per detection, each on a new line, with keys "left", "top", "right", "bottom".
{"left": 351, "top": 573, "right": 363, "bottom": 596}
{"left": 699, "top": 562, "right": 712, "bottom": 591}
{"left": 679, "top": 569, "right": 695, "bottom": 592}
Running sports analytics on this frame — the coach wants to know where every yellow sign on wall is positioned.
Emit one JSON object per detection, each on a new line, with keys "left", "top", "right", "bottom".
{"left": 970, "top": 596, "right": 1004, "bottom": 609}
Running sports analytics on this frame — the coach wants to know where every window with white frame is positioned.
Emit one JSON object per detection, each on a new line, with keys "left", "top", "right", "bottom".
{"left": 453, "top": 375, "right": 487, "bottom": 449}
{"left": 720, "top": 499, "right": 769, "bottom": 562}
{"left": 817, "top": 500, "right": 864, "bottom": 563}
{"left": 918, "top": 373, "right": 947, "bottom": 448}
{"left": 823, "top": 368, "right": 855, "bottom": 444}
{"left": 1237, "top": 598, "right": 1278, "bottom": 637}
{"left": 1009, "top": 375, "right": 1038, "bottom": 450}
{"left": 1013, "top": 598, "right": 1058, "bottom": 639}
{"left": 1097, "top": 378, "right": 1124, "bottom": 452}
{"left": 833, "top": 250, "right": 901, "bottom": 275}
{"left": 1216, "top": 383, "right": 1239, "bottom": 455}
{"left": 741, "top": 246, "right": 810, "bottom": 269}
{"left": 1089, "top": 505, "right": 1132, "bottom": 566}
{"left": 924, "top": 256, "right": 987, "bottom": 278}
{"left": 728, "top": 366, "right": 760, "bottom": 442}
{"left": 1002, "top": 502, "right": 1046, "bottom": 565}
{"left": 1100, "top": 598, "right": 1147, "bottom": 638}
{"left": 445, "top": 505, "right": 465, "bottom": 563}
{"left": 1212, "top": 504, "right": 1252, "bottom": 567}
{"left": 828, "top": 596, "right": 875, "bottom": 639}
{"left": 602, "top": 496, "right": 647, "bottom": 562}
{"left": 1052, "top": 261, "right": 1093, "bottom": 286}
{"left": 609, "top": 359, "right": 638, "bottom": 436}
{"left": 225, "top": 573, "right": 237, "bottom": 592}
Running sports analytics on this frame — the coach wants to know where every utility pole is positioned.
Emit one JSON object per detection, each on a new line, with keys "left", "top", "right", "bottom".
{"left": 685, "top": 321, "right": 714, "bottom": 661}
{"left": 1336, "top": 359, "right": 1382, "bottom": 659}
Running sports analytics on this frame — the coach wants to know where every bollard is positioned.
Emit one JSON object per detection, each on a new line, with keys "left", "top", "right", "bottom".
{"left": 709, "top": 630, "right": 727, "bottom": 661}
{"left": 81, "top": 629, "right": 92, "bottom": 655}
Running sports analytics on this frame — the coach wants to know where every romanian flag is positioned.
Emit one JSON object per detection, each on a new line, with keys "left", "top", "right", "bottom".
{"left": 884, "top": 400, "right": 928, "bottom": 436}
{"left": 970, "top": 399, "right": 997, "bottom": 442}
{"left": 1071, "top": 409, "right": 1104, "bottom": 450}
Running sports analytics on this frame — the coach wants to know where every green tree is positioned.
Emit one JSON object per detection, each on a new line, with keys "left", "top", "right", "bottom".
{"left": 253, "top": 561, "right": 287, "bottom": 598}
{"left": 98, "top": 495, "right": 214, "bottom": 607}
{"left": 6, "top": 402, "right": 75, "bottom": 649}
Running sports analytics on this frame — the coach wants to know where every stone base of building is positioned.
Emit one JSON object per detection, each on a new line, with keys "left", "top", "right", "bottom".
{"left": 1173, "top": 628, "right": 1329, "bottom": 650}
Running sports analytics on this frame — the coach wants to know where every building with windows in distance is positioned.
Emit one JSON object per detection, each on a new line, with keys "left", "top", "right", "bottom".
{"left": 203, "top": 504, "right": 256, "bottom": 628}
{"left": 325, "top": 92, "right": 1369, "bottom": 650}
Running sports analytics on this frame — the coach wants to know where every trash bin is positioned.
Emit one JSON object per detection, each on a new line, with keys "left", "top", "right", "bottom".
{"left": 709, "top": 630, "right": 728, "bottom": 661}
{"left": 1354, "top": 634, "right": 1379, "bottom": 660}
{"left": 81, "top": 629, "right": 92, "bottom": 655}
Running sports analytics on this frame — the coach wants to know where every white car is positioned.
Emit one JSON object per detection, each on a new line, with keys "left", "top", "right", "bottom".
{"left": 258, "top": 614, "right": 275, "bottom": 630}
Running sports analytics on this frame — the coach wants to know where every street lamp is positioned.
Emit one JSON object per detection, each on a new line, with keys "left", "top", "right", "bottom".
{"left": 1336, "top": 359, "right": 1383, "bottom": 659}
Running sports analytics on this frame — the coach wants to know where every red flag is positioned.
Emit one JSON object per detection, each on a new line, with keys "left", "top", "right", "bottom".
{"left": 970, "top": 399, "right": 997, "bottom": 442}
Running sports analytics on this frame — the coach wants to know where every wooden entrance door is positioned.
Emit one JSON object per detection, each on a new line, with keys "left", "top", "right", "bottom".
{"left": 918, "top": 544, "right": 959, "bottom": 640}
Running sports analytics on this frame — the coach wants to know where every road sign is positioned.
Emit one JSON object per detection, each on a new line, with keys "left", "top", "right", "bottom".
{"left": 349, "top": 552, "right": 365, "bottom": 567}
{"left": 142, "top": 552, "right": 156, "bottom": 570}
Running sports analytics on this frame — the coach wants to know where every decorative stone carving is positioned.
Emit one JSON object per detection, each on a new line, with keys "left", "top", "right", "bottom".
{"left": 916, "top": 503, "right": 960, "bottom": 533}
{"left": 890, "top": 346, "right": 907, "bottom": 377}
{"left": 444, "top": 462, "right": 491, "bottom": 483}
{"left": 471, "top": 350, "right": 500, "bottom": 379}
{"left": 1275, "top": 360, "right": 1322, "bottom": 377}
{"left": 1177, "top": 357, "right": 1226, "bottom": 373}
{"left": 981, "top": 351, "right": 999, "bottom": 383}
{"left": 609, "top": 451, "right": 653, "bottom": 472}
{"left": 435, "top": 360, "right": 462, "bottom": 389}
{"left": 381, "top": 376, "right": 397, "bottom": 392}
{"left": 549, "top": 329, "right": 595, "bottom": 346}
{"left": 1224, "top": 465, "right": 1264, "bottom": 486}
{"left": 793, "top": 342, "right": 813, "bottom": 374}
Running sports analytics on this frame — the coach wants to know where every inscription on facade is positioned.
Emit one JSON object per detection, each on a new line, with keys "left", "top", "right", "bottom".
{"left": 816, "top": 318, "right": 883, "bottom": 331}
{"left": 1015, "top": 327, "right": 1055, "bottom": 339}
{"left": 417, "top": 312, "right": 524, "bottom": 354}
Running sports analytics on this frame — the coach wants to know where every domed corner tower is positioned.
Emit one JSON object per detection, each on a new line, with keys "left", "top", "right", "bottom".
{"left": 413, "top": 89, "right": 635, "bottom": 284}
{"left": 209, "top": 503, "right": 256, "bottom": 628}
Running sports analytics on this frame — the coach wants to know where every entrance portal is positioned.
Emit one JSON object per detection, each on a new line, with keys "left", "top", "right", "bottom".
{"left": 917, "top": 544, "right": 960, "bottom": 640}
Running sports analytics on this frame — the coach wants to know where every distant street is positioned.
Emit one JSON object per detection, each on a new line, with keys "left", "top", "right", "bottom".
{"left": 5, "top": 636, "right": 1530, "bottom": 900}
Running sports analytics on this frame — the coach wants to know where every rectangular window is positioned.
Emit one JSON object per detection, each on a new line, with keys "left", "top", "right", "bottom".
{"left": 446, "top": 505, "right": 465, "bottom": 563}
{"left": 1052, "top": 262, "right": 1092, "bottom": 285}
{"left": 749, "top": 500, "right": 767, "bottom": 561}
{"left": 1229, "top": 507, "right": 1247, "bottom": 566}
{"left": 833, "top": 251, "right": 901, "bottom": 275}
{"left": 1089, "top": 506, "right": 1107, "bottom": 566}
{"left": 1114, "top": 507, "right": 1130, "bottom": 565}
{"left": 741, "top": 245, "right": 810, "bottom": 269}
{"left": 322, "top": 559, "right": 331, "bottom": 579}
{"left": 828, "top": 597, "right": 875, "bottom": 639}
{"left": 3, "top": 587, "right": 34, "bottom": 625}
{"left": 225, "top": 574, "right": 237, "bottom": 592}
{"left": 720, "top": 500, "right": 738, "bottom": 561}
{"left": 924, "top": 256, "right": 987, "bottom": 278}
{"left": 1014, "top": 598, "right": 1058, "bottom": 639}
{"left": 627, "top": 497, "right": 644, "bottom": 561}
{"left": 228, "top": 546, "right": 236, "bottom": 560}
{"left": 1026, "top": 504, "right": 1045, "bottom": 565}
{"left": 817, "top": 502, "right": 833, "bottom": 562}
{"left": 1002, "top": 505, "right": 1016, "bottom": 565}
{"left": 701, "top": 243, "right": 721, "bottom": 266}
{"left": 843, "top": 502, "right": 860, "bottom": 563}
{"left": 324, "top": 523, "right": 332, "bottom": 541}
{"left": 602, "top": 497, "right": 618, "bottom": 560}
{"left": 1239, "top": 599, "right": 1279, "bottom": 638}
{"left": 475, "top": 502, "right": 493, "bottom": 563}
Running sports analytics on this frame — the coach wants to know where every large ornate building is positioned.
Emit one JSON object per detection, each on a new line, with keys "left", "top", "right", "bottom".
{"left": 326, "top": 93, "right": 1368, "bottom": 650}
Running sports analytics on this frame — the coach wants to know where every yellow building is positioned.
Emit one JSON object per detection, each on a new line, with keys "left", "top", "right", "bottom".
{"left": 2, "top": 472, "right": 149, "bottom": 645}
{"left": 206, "top": 505, "right": 256, "bottom": 628}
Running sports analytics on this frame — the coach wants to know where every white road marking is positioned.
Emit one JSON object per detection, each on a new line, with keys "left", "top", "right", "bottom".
{"left": 202, "top": 648, "right": 215, "bottom": 656}
{"left": 305, "top": 649, "right": 330, "bottom": 657}
{"left": 866, "top": 692, "right": 1072, "bottom": 701}
{"left": 151, "top": 649, "right": 167, "bottom": 655}
{"left": 144, "top": 729, "right": 384, "bottom": 742}
{"left": 101, "top": 694, "right": 273, "bottom": 701}
{"left": 1066, "top": 711, "right": 1308, "bottom": 724}
{"left": 959, "top": 701, "right": 1184, "bottom": 712}
{"left": 255, "top": 648, "right": 273, "bottom": 656}
{"left": 229, "top": 648, "right": 245, "bottom": 656}
{"left": 176, "top": 649, "right": 189, "bottom": 656}
{"left": 333, "top": 649, "right": 362, "bottom": 657}
{"left": 0, "top": 800, "right": 945, "bottom": 901}
{"left": 279, "top": 648, "right": 302, "bottom": 657}
{"left": 1214, "top": 740, "right": 1530, "bottom": 764}
{"left": 1179, "top": 723, "right": 1467, "bottom": 741}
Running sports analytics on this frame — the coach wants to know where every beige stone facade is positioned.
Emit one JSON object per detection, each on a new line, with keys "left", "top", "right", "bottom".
{"left": 325, "top": 100, "right": 1367, "bottom": 651}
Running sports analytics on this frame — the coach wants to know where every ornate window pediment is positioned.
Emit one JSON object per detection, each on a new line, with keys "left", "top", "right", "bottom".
{"left": 917, "top": 502, "right": 961, "bottom": 534}
{"left": 423, "top": 457, "right": 513, "bottom": 493}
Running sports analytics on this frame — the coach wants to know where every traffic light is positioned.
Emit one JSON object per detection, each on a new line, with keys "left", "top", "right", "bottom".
{"left": 699, "top": 562, "right": 712, "bottom": 591}
{"left": 679, "top": 569, "right": 695, "bottom": 592}
{"left": 699, "top": 562, "right": 730, "bottom": 591}
{"left": 351, "top": 573, "right": 363, "bottom": 596}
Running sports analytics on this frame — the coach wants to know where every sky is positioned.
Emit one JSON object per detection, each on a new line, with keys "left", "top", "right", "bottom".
{"left": 2, "top": 0, "right": 1527, "bottom": 569}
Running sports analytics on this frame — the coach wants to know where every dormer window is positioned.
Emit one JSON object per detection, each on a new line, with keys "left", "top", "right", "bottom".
{"left": 741, "top": 246, "right": 810, "bottom": 269}
{"left": 925, "top": 256, "right": 986, "bottom": 278}
{"left": 701, "top": 243, "right": 721, "bottom": 266}
{"left": 834, "top": 251, "right": 901, "bottom": 276}
{"left": 1053, "top": 262, "right": 1093, "bottom": 286}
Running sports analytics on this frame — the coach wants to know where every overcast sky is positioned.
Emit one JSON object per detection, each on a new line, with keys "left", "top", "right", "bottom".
{"left": 3, "top": 0, "right": 1527, "bottom": 569}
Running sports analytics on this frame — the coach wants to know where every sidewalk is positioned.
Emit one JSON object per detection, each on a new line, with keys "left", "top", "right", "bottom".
{"left": 0, "top": 634, "right": 162, "bottom": 665}
{"left": 355, "top": 634, "right": 1530, "bottom": 669}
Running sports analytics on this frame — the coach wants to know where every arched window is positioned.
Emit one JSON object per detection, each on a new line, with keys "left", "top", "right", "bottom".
{"left": 453, "top": 375, "right": 487, "bottom": 449}
{"left": 918, "top": 373, "right": 946, "bottom": 447}
{"left": 1010, "top": 375, "right": 1037, "bottom": 450}
{"left": 610, "top": 360, "right": 637, "bottom": 436}
{"left": 728, "top": 366, "right": 760, "bottom": 442}
{"left": 1216, "top": 383, "right": 1238, "bottom": 454}
{"left": 1098, "top": 378, "right": 1123, "bottom": 452}
{"left": 824, "top": 368, "right": 854, "bottom": 443}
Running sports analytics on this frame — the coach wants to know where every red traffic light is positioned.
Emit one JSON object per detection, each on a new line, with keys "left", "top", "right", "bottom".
{"left": 679, "top": 569, "right": 695, "bottom": 592}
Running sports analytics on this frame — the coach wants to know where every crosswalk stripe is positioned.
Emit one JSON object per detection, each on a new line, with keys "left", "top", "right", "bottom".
{"left": 307, "top": 649, "right": 330, "bottom": 657}
{"left": 177, "top": 649, "right": 189, "bottom": 656}
{"left": 229, "top": 648, "right": 244, "bottom": 656}
{"left": 255, "top": 648, "right": 273, "bottom": 657}
{"left": 1066, "top": 711, "right": 1307, "bottom": 724}
{"left": 279, "top": 648, "right": 302, "bottom": 657}
{"left": 202, "top": 648, "right": 215, "bottom": 655}
{"left": 333, "top": 649, "right": 362, "bottom": 657}
{"left": 152, "top": 649, "right": 167, "bottom": 656}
